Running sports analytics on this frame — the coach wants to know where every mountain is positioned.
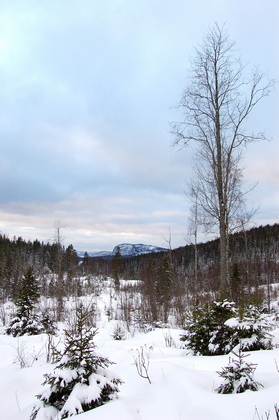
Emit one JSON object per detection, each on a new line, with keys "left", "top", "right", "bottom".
{"left": 76, "top": 250, "right": 111, "bottom": 258}
{"left": 77, "top": 243, "right": 167, "bottom": 259}
{"left": 111, "top": 243, "right": 167, "bottom": 258}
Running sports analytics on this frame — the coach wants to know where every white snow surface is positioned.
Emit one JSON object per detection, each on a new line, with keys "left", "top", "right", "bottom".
{"left": 2, "top": 293, "right": 279, "bottom": 420}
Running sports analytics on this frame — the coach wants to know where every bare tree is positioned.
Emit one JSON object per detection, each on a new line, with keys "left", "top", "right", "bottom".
{"left": 187, "top": 182, "right": 201, "bottom": 289}
{"left": 172, "top": 23, "right": 274, "bottom": 294}
{"left": 52, "top": 220, "right": 66, "bottom": 279}
{"left": 51, "top": 220, "right": 67, "bottom": 320}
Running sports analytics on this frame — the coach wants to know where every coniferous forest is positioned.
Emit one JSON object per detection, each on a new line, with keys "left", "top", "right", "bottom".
{"left": 1, "top": 223, "right": 279, "bottom": 323}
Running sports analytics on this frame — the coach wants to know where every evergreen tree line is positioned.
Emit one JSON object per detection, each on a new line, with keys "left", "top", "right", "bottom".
{"left": 0, "top": 234, "right": 79, "bottom": 301}
{"left": 0, "top": 223, "right": 279, "bottom": 307}
{"left": 111, "top": 224, "right": 279, "bottom": 303}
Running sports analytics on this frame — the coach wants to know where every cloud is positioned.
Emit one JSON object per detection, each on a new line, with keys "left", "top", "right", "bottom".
{"left": 0, "top": 0, "right": 278, "bottom": 251}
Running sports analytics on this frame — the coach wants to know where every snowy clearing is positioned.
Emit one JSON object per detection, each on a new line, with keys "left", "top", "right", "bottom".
{"left": 1, "top": 289, "right": 279, "bottom": 420}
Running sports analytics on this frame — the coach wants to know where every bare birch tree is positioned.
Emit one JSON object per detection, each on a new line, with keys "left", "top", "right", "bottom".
{"left": 187, "top": 182, "right": 201, "bottom": 288}
{"left": 172, "top": 23, "right": 274, "bottom": 294}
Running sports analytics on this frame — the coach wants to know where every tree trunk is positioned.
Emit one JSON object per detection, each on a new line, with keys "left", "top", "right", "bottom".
{"left": 215, "top": 72, "right": 229, "bottom": 294}
{"left": 219, "top": 212, "right": 229, "bottom": 295}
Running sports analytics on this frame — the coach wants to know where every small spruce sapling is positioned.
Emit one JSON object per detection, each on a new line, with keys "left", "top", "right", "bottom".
{"left": 111, "top": 323, "right": 126, "bottom": 340}
{"left": 31, "top": 304, "right": 123, "bottom": 419}
{"left": 216, "top": 345, "right": 262, "bottom": 394}
{"left": 231, "top": 306, "right": 274, "bottom": 351}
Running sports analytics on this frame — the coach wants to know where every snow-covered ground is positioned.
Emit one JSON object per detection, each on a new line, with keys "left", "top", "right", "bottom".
{"left": 1, "top": 283, "right": 279, "bottom": 420}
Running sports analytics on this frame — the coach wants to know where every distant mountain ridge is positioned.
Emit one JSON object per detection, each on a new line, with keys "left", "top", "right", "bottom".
{"left": 112, "top": 243, "right": 167, "bottom": 257}
{"left": 76, "top": 250, "right": 111, "bottom": 258}
{"left": 77, "top": 243, "right": 167, "bottom": 259}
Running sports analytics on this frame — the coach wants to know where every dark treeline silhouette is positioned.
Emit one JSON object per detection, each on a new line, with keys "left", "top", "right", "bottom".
{"left": 0, "top": 224, "right": 279, "bottom": 308}
{"left": 0, "top": 234, "right": 78, "bottom": 301}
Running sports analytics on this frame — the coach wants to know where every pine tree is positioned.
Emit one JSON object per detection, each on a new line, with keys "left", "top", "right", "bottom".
{"left": 230, "top": 305, "right": 274, "bottom": 351}
{"left": 216, "top": 346, "right": 262, "bottom": 394}
{"left": 16, "top": 266, "right": 40, "bottom": 316}
{"left": 155, "top": 258, "right": 173, "bottom": 323}
{"left": 180, "top": 300, "right": 274, "bottom": 355}
{"left": 31, "top": 304, "right": 123, "bottom": 419}
{"left": 112, "top": 247, "right": 122, "bottom": 290}
{"left": 180, "top": 300, "right": 236, "bottom": 355}
{"left": 6, "top": 267, "right": 48, "bottom": 336}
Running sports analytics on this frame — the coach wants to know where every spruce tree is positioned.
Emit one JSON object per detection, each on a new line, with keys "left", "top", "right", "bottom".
{"left": 180, "top": 300, "right": 236, "bottom": 355}
{"left": 180, "top": 300, "right": 273, "bottom": 355}
{"left": 112, "top": 246, "right": 122, "bottom": 290}
{"left": 216, "top": 346, "right": 262, "bottom": 394}
{"left": 6, "top": 267, "right": 46, "bottom": 336}
{"left": 31, "top": 304, "right": 122, "bottom": 419}
{"left": 16, "top": 266, "right": 40, "bottom": 316}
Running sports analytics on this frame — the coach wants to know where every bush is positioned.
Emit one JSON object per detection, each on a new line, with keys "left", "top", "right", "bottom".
{"left": 40, "top": 313, "right": 57, "bottom": 335}
{"left": 180, "top": 300, "right": 236, "bottom": 355}
{"left": 111, "top": 323, "right": 126, "bottom": 340}
{"left": 216, "top": 346, "right": 262, "bottom": 394}
{"left": 6, "top": 312, "right": 56, "bottom": 337}
{"left": 226, "top": 306, "right": 273, "bottom": 351}
{"left": 180, "top": 301, "right": 274, "bottom": 355}
{"left": 6, "top": 313, "right": 44, "bottom": 336}
{"left": 31, "top": 304, "right": 123, "bottom": 419}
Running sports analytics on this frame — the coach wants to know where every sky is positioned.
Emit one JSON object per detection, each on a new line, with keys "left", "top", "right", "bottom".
{"left": 0, "top": 0, "right": 278, "bottom": 252}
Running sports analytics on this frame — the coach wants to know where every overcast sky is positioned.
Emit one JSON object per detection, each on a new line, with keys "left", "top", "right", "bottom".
{"left": 0, "top": 0, "right": 278, "bottom": 252}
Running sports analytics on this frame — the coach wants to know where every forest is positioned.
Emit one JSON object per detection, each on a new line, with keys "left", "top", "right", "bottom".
{"left": 1, "top": 223, "right": 278, "bottom": 325}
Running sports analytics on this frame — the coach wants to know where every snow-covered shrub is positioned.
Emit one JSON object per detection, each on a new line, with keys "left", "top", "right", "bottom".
{"left": 111, "top": 323, "right": 126, "bottom": 340}
{"left": 6, "top": 312, "right": 56, "bottom": 337}
{"left": 163, "top": 329, "right": 176, "bottom": 347}
{"left": 180, "top": 301, "right": 274, "bottom": 355}
{"left": 6, "top": 313, "right": 45, "bottom": 336}
{"left": 31, "top": 304, "right": 123, "bottom": 419}
{"left": 180, "top": 300, "right": 236, "bottom": 355}
{"left": 40, "top": 312, "right": 57, "bottom": 335}
{"left": 226, "top": 306, "right": 274, "bottom": 351}
{"left": 216, "top": 346, "right": 262, "bottom": 394}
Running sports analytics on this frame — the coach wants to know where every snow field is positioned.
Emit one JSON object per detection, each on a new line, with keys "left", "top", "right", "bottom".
{"left": 1, "top": 284, "right": 279, "bottom": 420}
